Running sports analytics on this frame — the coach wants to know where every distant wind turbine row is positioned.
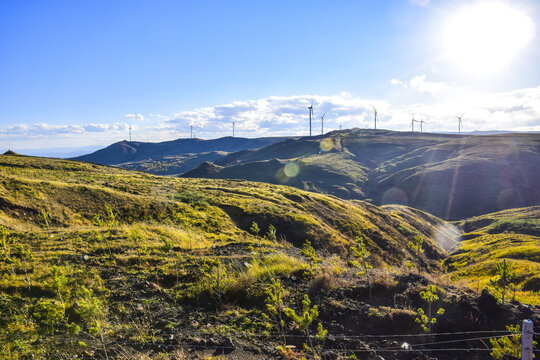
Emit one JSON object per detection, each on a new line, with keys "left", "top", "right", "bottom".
{"left": 127, "top": 106, "right": 466, "bottom": 141}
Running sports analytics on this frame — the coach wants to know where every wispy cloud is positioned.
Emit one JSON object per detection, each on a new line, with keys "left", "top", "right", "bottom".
{"left": 124, "top": 113, "right": 145, "bottom": 121}
{"left": 392, "top": 74, "right": 450, "bottom": 95}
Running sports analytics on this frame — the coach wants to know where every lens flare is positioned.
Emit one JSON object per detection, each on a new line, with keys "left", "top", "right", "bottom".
{"left": 283, "top": 162, "right": 300, "bottom": 178}
{"left": 433, "top": 223, "right": 461, "bottom": 252}
{"left": 320, "top": 138, "right": 334, "bottom": 152}
{"left": 381, "top": 187, "right": 408, "bottom": 205}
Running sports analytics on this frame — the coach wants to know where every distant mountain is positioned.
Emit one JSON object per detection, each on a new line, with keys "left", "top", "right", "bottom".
{"left": 4, "top": 145, "right": 103, "bottom": 158}
{"left": 70, "top": 136, "right": 292, "bottom": 172}
{"left": 183, "top": 129, "right": 540, "bottom": 220}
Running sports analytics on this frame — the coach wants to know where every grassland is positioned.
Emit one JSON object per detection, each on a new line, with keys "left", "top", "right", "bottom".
{"left": 444, "top": 207, "right": 540, "bottom": 305}
{"left": 0, "top": 153, "right": 537, "bottom": 359}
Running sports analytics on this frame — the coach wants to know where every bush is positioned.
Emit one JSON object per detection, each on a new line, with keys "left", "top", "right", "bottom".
{"left": 31, "top": 299, "right": 65, "bottom": 333}
{"left": 175, "top": 190, "right": 210, "bottom": 207}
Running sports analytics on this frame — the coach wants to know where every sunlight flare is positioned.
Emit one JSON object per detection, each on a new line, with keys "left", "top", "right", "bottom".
{"left": 442, "top": 2, "right": 535, "bottom": 74}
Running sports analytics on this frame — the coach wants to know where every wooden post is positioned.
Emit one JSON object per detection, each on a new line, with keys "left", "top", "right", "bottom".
{"left": 522, "top": 319, "right": 533, "bottom": 360}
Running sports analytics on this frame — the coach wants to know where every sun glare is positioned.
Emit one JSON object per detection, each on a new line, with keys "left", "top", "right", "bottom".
{"left": 443, "top": 2, "right": 535, "bottom": 74}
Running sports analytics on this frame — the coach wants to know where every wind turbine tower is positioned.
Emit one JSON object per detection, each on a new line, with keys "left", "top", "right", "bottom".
{"left": 419, "top": 119, "right": 427, "bottom": 133}
{"left": 371, "top": 106, "right": 378, "bottom": 130}
{"left": 190, "top": 125, "right": 193, "bottom": 139}
{"left": 129, "top": 123, "right": 132, "bottom": 142}
{"left": 232, "top": 122, "right": 235, "bottom": 137}
{"left": 308, "top": 102, "right": 314, "bottom": 136}
{"left": 456, "top": 113, "right": 464, "bottom": 134}
{"left": 321, "top": 112, "right": 326, "bottom": 135}
{"left": 410, "top": 114, "right": 416, "bottom": 132}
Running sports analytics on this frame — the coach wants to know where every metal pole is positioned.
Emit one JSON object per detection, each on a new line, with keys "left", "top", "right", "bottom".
{"left": 522, "top": 319, "right": 533, "bottom": 360}
{"left": 309, "top": 107, "right": 312, "bottom": 136}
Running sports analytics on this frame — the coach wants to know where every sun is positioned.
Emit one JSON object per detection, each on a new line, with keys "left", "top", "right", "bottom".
{"left": 442, "top": 2, "right": 535, "bottom": 74}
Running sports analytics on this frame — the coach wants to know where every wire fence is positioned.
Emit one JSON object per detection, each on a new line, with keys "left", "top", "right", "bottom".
{"left": 1, "top": 327, "right": 534, "bottom": 357}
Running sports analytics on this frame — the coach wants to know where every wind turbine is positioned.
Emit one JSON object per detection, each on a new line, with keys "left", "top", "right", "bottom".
{"left": 129, "top": 122, "right": 132, "bottom": 142}
{"left": 190, "top": 125, "right": 193, "bottom": 139}
{"left": 308, "top": 102, "right": 314, "bottom": 136}
{"left": 232, "top": 122, "right": 235, "bottom": 137}
{"left": 456, "top": 113, "right": 464, "bottom": 134}
{"left": 410, "top": 114, "right": 416, "bottom": 132}
{"left": 371, "top": 106, "right": 378, "bottom": 130}
{"left": 419, "top": 119, "right": 427, "bottom": 133}
{"left": 321, "top": 112, "right": 326, "bottom": 135}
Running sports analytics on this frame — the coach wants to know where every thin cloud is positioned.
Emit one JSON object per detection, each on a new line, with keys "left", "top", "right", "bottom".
{"left": 124, "top": 113, "right": 145, "bottom": 121}
{"left": 393, "top": 74, "right": 450, "bottom": 95}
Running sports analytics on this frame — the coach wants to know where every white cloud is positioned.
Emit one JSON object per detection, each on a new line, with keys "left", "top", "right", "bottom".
{"left": 2, "top": 82, "right": 540, "bottom": 150}
{"left": 406, "top": 75, "right": 450, "bottom": 95}
{"left": 0, "top": 122, "right": 131, "bottom": 151}
{"left": 124, "top": 113, "right": 145, "bottom": 121}
{"left": 149, "top": 113, "right": 170, "bottom": 121}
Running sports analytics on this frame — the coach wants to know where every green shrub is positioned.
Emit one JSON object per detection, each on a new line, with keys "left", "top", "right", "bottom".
{"left": 31, "top": 299, "right": 65, "bottom": 333}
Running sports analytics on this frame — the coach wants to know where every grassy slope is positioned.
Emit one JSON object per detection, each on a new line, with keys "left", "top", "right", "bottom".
{"left": 445, "top": 207, "right": 540, "bottom": 304}
{"left": 0, "top": 154, "right": 449, "bottom": 266}
{"left": 0, "top": 154, "right": 538, "bottom": 359}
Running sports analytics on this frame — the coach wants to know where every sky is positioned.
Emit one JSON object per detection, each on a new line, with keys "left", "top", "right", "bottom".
{"left": 1, "top": 0, "right": 539, "bottom": 153}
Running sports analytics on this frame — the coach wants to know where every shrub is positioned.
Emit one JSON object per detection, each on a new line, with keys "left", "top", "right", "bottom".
{"left": 301, "top": 240, "right": 319, "bottom": 273}
{"left": 31, "top": 299, "right": 65, "bottom": 334}
{"left": 350, "top": 236, "right": 372, "bottom": 301}
{"left": 415, "top": 285, "right": 445, "bottom": 333}
{"left": 489, "top": 259, "right": 517, "bottom": 304}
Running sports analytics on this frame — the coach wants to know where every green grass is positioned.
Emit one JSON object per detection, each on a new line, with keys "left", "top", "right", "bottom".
{"left": 0, "top": 154, "right": 538, "bottom": 358}
{"left": 445, "top": 209, "right": 540, "bottom": 305}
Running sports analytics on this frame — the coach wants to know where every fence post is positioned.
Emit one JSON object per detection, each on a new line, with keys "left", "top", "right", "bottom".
{"left": 522, "top": 319, "right": 533, "bottom": 360}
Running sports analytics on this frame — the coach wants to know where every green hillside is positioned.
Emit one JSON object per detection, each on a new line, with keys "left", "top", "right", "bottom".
{"left": 445, "top": 207, "right": 540, "bottom": 305}
{"left": 0, "top": 154, "right": 537, "bottom": 359}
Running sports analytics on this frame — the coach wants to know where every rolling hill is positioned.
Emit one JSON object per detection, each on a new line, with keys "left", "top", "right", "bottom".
{"left": 445, "top": 206, "right": 540, "bottom": 304}
{"left": 0, "top": 154, "right": 538, "bottom": 359}
{"left": 182, "top": 130, "right": 540, "bottom": 220}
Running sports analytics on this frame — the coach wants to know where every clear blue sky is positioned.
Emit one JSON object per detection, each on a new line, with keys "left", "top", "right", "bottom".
{"left": 1, "top": 0, "right": 539, "bottom": 152}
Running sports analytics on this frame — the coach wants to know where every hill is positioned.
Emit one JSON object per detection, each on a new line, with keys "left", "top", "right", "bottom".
{"left": 445, "top": 207, "right": 540, "bottom": 304}
{"left": 70, "top": 136, "right": 292, "bottom": 170}
{"left": 183, "top": 130, "right": 540, "bottom": 220}
{"left": 0, "top": 155, "right": 537, "bottom": 359}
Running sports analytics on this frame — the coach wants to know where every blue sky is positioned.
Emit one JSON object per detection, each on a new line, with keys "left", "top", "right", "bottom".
{"left": 1, "top": 0, "right": 539, "bottom": 152}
